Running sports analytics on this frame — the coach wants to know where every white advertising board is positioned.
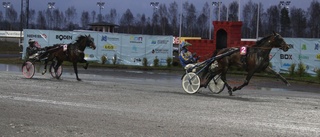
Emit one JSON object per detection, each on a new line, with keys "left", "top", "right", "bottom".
{"left": 23, "top": 29, "right": 173, "bottom": 66}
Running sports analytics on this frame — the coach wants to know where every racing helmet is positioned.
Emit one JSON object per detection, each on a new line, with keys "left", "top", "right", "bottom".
{"left": 28, "top": 39, "right": 35, "bottom": 44}
{"left": 180, "top": 41, "right": 192, "bottom": 49}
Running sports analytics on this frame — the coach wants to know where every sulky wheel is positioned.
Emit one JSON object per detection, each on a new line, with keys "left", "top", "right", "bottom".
{"left": 22, "top": 61, "right": 35, "bottom": 79}
{"left": 50, "top": 61, "right": 63, "bottom": 79}
{"left": 208, "top": 74, "right": 225, "bottom": 94}
{"left": 181, "top": 72, "right": 200, "bottom": 94}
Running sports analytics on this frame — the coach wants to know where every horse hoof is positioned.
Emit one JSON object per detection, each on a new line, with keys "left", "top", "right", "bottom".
{"left": 228, "top": 91, "right": 233, "bottom": 96}
{"left": 77, "top": 78, "right": 82, "bottom": 81}
{"left": 286, "top": 83, "right": 291, "bottom": 86}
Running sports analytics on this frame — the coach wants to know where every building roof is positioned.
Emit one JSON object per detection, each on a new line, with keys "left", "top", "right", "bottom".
{"left": 88, "top": 22, "right": 119, "bottom": 27}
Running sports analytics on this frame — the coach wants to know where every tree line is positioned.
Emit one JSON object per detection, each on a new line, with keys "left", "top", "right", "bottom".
{"left": 1, "top": 0, "right": 319, "bottom": 38}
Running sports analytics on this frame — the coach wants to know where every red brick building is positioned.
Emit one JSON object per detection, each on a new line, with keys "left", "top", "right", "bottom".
{"left": 187, "top": 21, "right": 255, "bottom": 61}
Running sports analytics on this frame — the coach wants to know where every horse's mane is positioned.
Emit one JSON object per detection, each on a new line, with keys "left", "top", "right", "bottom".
{"left": 75, "top": 35, "right": 87, "bottom": 43}
{"left": 254, "top": 34, "right": 273, "bottom": 47}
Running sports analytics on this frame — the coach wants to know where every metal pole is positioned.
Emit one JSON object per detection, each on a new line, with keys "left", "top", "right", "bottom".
{"left": 150, "top": 2, "right": 159, "bottom": 35}
{"left": 26, "top": 0, "right": 29, "bottom": 29}
{"left": 179, "top": 0, "right": 182, "bottom": 41}
{"left": 227, "top": 6, "right": 229, "bottom": 21}
{"left": 97, "top": 1, "right": 105, "bottom": 22}
{"left": 209, "top": 1, "right": 212, "bottom": 39}
{"left": 256, "top": 3, "right": 260, "bottom": 40}
{"left": 218, "top": 2, "right": 220, "bottom": 21}
{"left": 20, "top": 0, "right": 23, "bottom": 45}
{"left": 238, "top": 0, "right": 240, "bottom": 21}
{"left": 178, "top": 0, "right": 182, "bottom": 54}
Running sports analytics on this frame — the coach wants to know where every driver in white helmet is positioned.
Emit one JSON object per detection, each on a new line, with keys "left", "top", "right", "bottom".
{"left": 26, "top": 39, "right": 41, "bottom": 59}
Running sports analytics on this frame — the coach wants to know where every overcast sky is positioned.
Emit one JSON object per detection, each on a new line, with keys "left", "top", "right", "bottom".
{"left": 3, "top": 0, "right": 314, "bottom": 19}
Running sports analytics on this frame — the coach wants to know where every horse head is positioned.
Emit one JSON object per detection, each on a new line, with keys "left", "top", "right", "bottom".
{"left": 85, "top": 35, "right": 96, "bottom": 50}
{"left": 76, "top": 35, "right": 96, "bottom": 50}
{"left": 270, "top": 32, "right": 290, "bottom": 52}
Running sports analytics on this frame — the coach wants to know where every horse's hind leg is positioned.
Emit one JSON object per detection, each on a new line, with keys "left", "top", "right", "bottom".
{"left": 42, "top": 59, "right": 48, "bottom": 75}
{"left": 264, "top": 67, "right": 290, "bottom": 86}
{"left": 232, "top": 71, "right": 254, "bottom": 92}
{"left": 54, "top": 61, "right": 63, "bottom": 79}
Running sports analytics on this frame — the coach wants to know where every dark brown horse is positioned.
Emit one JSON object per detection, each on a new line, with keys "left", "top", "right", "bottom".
{"left": 44, "top": 35, "right": 96, "bottom": 81}
{"left": 212, "top": 32, "right": 290, "bottom": 96}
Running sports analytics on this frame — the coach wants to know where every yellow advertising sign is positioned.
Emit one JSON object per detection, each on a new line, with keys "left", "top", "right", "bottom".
{"left": 173, "top": 37, "right": 201, "bottom": 44}
{"left": 103, "top": 44, "right": 116, "bottom": 50}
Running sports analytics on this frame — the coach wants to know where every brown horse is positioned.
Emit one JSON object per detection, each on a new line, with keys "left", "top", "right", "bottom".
{"left": 212, "top": 32, "right": 290, "bottom": 96}
{"left": 45, "top": 35, "right": 96, "bottom": 81}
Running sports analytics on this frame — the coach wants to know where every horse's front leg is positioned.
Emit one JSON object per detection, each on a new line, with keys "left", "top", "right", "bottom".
{"left": 264, "top": 67, "right": 290, "bottom": 86}
{"left": 79, "top": 59, "right": 88, "bottom": 70}
{"left": 73, "top": 62, "right": 81, "bottom": 81}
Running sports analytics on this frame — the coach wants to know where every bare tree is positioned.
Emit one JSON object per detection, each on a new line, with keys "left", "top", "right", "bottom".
{"left": 37, "top": 11, "right": 46, "bottom": 29}
{"left": 197, "top": 2, "right": 209, "bottom": 39}
{"left": 119, "top": 9, "right": 134, "bottom": 33}
{"left": 81, "top": 11, "right": 90, "bottom": 29}
{"left": 307, "top": 0, "right": 320, "bottom": 38}
{"left": 280, "top": 7, "right": 291, "bottom": 36}
{"left": 91, "top": 11, "right": 96, "bottom": 23}
{"left": 65, "top": 6, "right": 77, "bottom": 24}
{"left": 105, "top": 8, "right": 117, "bottom": 24}
{"left": 183, "top": 2, "right": 197, "bottom": 36}
{"left": 290, "top": 7, "right": 307, "bottom": 37}
{"left": 266, "top": 6, "right": 280, "bottom": 33}
{"left": 168, "top": 2, "right": 178, "bottom": 36}
{"left": 52, "top": 9, "right": 65, "bottom": 30}
{"left": 158, "top": 4, "right": 169, "bottom": 35}
{"left": 229, "top": 1, "right": 239, "bottom": 21}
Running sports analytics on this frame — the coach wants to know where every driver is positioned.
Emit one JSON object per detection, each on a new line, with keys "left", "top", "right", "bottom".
{"left": 179, "top": 41, "right": 198, "bottom": 68}
{"left": 27, "top": 39, "right": 40, "bottom": 59}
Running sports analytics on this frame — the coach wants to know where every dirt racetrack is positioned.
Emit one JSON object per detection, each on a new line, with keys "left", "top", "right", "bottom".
{"left": 0, "top": 68, "right": 319, "bottom": 137}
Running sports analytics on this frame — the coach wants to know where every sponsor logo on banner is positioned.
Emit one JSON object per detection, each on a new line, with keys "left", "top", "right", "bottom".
{"left": 151, "top": 40, "right": 157, "bottom": 44}
{"left": 103, "top": 44, "right": 116, "bottom": 50}
{"left": 152, "top": 48, "right": 169, "bottom": 54}
{"left": 157, "top": 40, "right": 169, "bottom": 44}
{"left": 316, "top": 54, "right": 320, "bottom": 60}
{"left": 56, "top": 35, "right": 72, "bottom": 41}
{"left": 151, "top": 40, "right": 169, "bottom": 45}
{"left": 282, "top": 63, "right": 291, "bottom": 67}
{"left": 27, "top": 34, "right": 47, "bottom": 38}
{"left": 132, "top": 45, "right": 138, "bottom": 53}
{"left": 130, "top": 36, "right": 143, "bottom": 43}
{"left": 85, "top": 54, "right": 95, "bottom": 58}
{"left": 301, "top": 44, "right": 307, "bottom": 50}
{"left": 101, "top": 35, "right": 120, "bottom": 42}
{"left": 280, "top": 54, "right": 292, "bottom": 60}
{"left": 134, "top": 58, "right": 142, "bottom": 62}
{"left": 299, "top": 55, "right": 309, "bottom": 60}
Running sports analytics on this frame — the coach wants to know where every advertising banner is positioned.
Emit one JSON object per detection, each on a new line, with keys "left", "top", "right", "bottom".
{"left": 145, "top": 35, "right": 172, "bottom": 66}
{"left": 23, "top": 29, "right": 173, "bottom": 66}
{"left": 96, "top": 33, "right": 121, "bottom": 64}
{"left": 270, "top": 38, "right": 320, "bottom": 76}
